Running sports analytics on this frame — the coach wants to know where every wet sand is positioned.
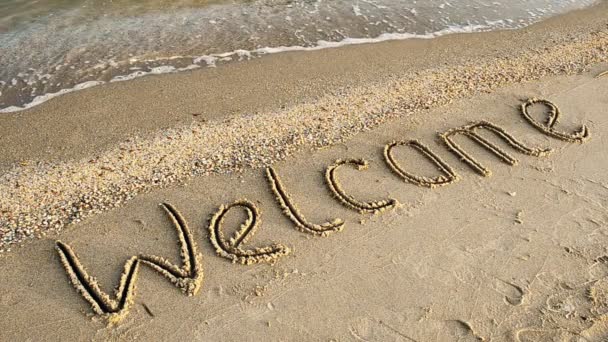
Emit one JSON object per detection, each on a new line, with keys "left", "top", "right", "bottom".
{"left": 1, "top": 2, "right": 608, "bottom": 252}
{"left": 1, "top": 68, "right": 607, "bottom": 340}
{"left": 1, "top": 1, "right": 608, "bottom": 341}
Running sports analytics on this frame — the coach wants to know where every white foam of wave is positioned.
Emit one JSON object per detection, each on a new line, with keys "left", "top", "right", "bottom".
{"left": 0, "top": 81, "right": 103, "bottom": 113}
{"left": 0, "top": 23, "right": 495, "bottom": 113}
{"left": 255, "top": 24, "right": 490, "bottom": 54}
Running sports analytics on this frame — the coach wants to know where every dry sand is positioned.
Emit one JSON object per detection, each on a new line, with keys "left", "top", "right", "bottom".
{"left": 1, "top": 2, "right": 608, "bottom": 341}
{"left": 2, "top": 69, "right": 608, "bottom": 341}
{"left": 1, "top": 2, "right": 608, "bottom": 252}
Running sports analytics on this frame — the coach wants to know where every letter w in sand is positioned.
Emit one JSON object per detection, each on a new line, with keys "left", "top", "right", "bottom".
{"left": 440, "top": 121, "right": 552, "bottom": 177}
{"left": 55, "top": 203, "right": 203, "bottom": 324}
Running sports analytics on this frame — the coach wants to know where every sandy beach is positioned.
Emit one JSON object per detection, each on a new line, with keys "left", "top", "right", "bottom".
{"left": 1, "top": 1, "right": 608, "bottom": 340}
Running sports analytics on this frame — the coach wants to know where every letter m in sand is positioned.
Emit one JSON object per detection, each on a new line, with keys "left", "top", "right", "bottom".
{"left": 440, "top": 121, "right": 552, "bottom": 177}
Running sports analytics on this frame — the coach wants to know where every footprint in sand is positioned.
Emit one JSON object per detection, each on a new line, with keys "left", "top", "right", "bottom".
{"left": 438, "top": 320, "right": 484, "bottom": 341}
{"left": 579, "top": 315, "right": 608, "bottom": 342}
{"left": 515, "top": 328, "right": 579, "bottom": 342}
{"left": 489, "top": 278, "right": 525, "bottom": 306}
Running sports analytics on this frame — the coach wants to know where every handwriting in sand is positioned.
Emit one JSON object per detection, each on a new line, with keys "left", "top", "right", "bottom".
{"left": 55, "top": 98, "right": 590, "bottom": 323}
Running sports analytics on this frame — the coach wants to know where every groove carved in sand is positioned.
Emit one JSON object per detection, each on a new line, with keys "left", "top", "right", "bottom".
{"left": 53, "top": 98, "right": 594, "bottom": 323}
{"left": 266, "top": 167, "right": 345, "bottom": 236}
{"left": 596, "top": 70, "right": 608, "bottom": 78}
{"left": 55, "top": 203, "right": 203, "bottom": 324}
{"left": 325, "top": 159, "right": 398, "bottom": 214}
{"left": 521, "top": 98, "right": 590, "bottom": 143}
{"left": 384, "top": 139, "right": 459, "bottom": 188}
{"left": 208, "top": 199, "right": 290, "bottom": 265}
{"left": 440, "top": 121, "right": 552, "bottom": 177}
{"left": 138, "top": 203, "right": 204, "bottom": 296}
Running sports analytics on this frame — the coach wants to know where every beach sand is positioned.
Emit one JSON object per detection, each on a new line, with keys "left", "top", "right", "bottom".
{"left": 1, "top": 2, "right": 608, "bottom": 341}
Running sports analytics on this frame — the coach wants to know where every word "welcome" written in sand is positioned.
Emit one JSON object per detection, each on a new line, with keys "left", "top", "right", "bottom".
{"left": 55, "top": 98, "right": 590, "bottom": 324}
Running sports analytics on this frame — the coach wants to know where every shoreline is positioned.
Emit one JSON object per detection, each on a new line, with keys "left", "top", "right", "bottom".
{"left": 1, "top": 2, "right": 608, "bottom": 338}
{"left": 0, "top": 22, "right": 523, "bottom": 114}
{"left": 1, "top": 0, "right": 597, "bottom": 113}
{"left": 1, "top": 1, "right": 608, "bottom": 253}
{"left": 1, "top": 1, "right": 607, "bottom": 169}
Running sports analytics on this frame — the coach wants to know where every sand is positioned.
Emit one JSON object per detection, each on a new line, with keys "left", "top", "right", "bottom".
{"left": 1, "top": 1, "right": 608, "bottom": 341}
{"left": 2, "top": 2, "right": 608, "bottom": 252}
{"left": 2, "top": 69, "right": 608, "bottom": 340}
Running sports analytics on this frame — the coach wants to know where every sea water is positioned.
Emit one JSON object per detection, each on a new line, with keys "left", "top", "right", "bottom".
{"left": 0, "top": 0, "right": 598, "bottom": 112}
